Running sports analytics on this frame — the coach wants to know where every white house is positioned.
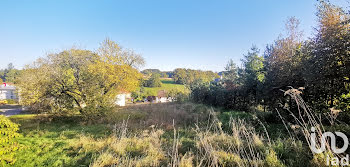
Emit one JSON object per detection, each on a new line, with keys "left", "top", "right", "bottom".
{"left": 157, "top": 90, "right": 169, "bottom": 103}
{"left": 0, "top": 83, "right": 17, "bottom": 100}
{"left": 115, "top": 93, "right": 126, "bottom": 106}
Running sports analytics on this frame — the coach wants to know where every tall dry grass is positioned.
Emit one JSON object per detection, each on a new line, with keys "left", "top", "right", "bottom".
{"left": 193, "top": 111, "right": 283, "bottom": 167}
{"left": 72, "top": 124, "right": 166, "bottom": 167}
{"left": 282, "top": 87, "right": 341, "bottom": 166}
{"left": 72, "top": 109, "right": 287, "bottom": 167}
{"left": 69, "top": 94, "right": 340, "bottom": 167}
{"left": 101, "top": 103, "right": 210, "bottom": 130}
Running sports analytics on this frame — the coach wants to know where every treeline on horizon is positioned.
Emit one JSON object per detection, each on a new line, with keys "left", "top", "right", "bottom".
{"left": 141, "top": 68, "right": 219, "bottom": 85}
{"left": 0, "top": 63, "right": 21, "bottom": 84}
{"left": 190, "top": 2, "right": 350, "bottom": 121}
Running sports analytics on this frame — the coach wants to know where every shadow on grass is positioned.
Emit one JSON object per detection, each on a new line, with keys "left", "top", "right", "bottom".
{"left": 0, "top": 104, "right": 22, "bottom": 109}
{"left": 10, "top": 114, "right": 111, "bottom": 139}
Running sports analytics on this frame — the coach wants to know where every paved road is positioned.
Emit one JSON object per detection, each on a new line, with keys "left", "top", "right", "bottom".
{"left": 0, "top": 105, "right": 23, "bottom": 117}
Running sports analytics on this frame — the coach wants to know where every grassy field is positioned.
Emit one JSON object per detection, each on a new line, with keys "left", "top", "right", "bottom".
{"left": 8, "top": 114, "right": 110, "bottom": 166}
{"left": 6, "top": 103, "right": 210, "bottom": 167}
{"left": 5, "top": 102, "right": 344, "bottom": 166}
{"left": 143, "top": 79, "right": 187, "bottom": 96}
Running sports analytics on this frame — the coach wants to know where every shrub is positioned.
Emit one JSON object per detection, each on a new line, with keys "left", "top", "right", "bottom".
{"left": 5, "top": 99, "right": 18, "bottom": 104}
{"left": 0, "top": 115, "right": 20, "bottom": 165}
{"left": 167, "top": 88, "right": 190, "bottom": 103}
{"left": 265, "top": 149, "right": 285, "bottom": 167}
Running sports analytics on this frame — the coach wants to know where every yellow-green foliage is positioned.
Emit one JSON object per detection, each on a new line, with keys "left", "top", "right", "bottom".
{"left": 5, "top": 99, "right": 18, "bottom": 104}
{"left": 214, "top": 151, "right": 242, "bottom": 166}
{"left": 179, "top": 153, "right": 194, "bottom": 167}
{"left": 265, "top": 149, "right": 285, "bottom": 167}
{"left": 0, "top": 115, "right": 20, "bottom": 165}
{"left": 17, "top": 39, "right": 143, "bottom": 115}
{"left": 310, "top": 151, "right": 334, "bottom": 167}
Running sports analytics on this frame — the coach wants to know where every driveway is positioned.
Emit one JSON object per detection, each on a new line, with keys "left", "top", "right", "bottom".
{"left": 0, "top": 105, "right": 23, "bottom": 117}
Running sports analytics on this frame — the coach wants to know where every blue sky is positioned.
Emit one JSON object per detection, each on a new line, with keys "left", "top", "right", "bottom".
{"left": 0, "top": 0, "right": 348, "bottom": 72}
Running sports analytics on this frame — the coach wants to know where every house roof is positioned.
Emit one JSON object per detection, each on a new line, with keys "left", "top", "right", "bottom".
{"left": 157, "top": 90, "right": 167, "bottom": 97}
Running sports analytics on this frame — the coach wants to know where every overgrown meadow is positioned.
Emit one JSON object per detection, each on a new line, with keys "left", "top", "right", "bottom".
{"left": 1, "top": 1, "right": 350, "bottom": 167}
{"left": 0, "top": 101, "right": 330, "bottom": 167}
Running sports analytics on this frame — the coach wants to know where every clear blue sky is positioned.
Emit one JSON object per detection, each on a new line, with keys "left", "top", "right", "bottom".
{"left": 0, "top": 0, "right": 348, "bottom": 72}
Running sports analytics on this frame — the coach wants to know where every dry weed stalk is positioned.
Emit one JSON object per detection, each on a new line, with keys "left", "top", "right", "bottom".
{"left": 194, "top": 110, "right": 268, "bottom": 167}
{"left": 282, "top": 87, "right": 336, "bottom": 159}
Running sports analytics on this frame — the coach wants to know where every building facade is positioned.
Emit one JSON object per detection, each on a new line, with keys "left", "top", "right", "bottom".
{"left": 0, "top": 84, "right": 17, "bottom": 100}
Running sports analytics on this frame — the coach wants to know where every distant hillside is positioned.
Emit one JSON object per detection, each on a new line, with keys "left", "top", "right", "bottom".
{"left": 143, "top": 79, "right": 187, "bottom": 96}
{"left": 141, "top": 69, "right": 174, "bottom": 78}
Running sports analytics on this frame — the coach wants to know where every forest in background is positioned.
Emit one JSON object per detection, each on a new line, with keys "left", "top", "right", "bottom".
{"left": 190, "top": 2, "right": 350, "bottom": 122}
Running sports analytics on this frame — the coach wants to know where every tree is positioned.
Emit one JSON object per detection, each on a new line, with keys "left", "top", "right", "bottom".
{"left": 98, "top": 38, "right": 145, "bottom": 69}
{"left": 263, "top": 17, "right": 304, "bottom": 109}
{"left": 0, "top": 63, "right": 19, "bottom": 82}
{"left": 223, "top": 59, "right": 239, "bottom": 83}
{"left": 160, "top": 72, "right": 168, "bottom": 78}
{"left": 6, "top": 63, "right": 14, "bottom": 72}
{"left": 17, "top": 39, "right": 143, "bottom": 115}
{"left": 144, "top": 73, "right": 162, "bottom": 87}
{"left": 240, "top": 46, "right": 265, "bottom": 105}
{"left": 0, "top": 70, "right": 4, "bottom": 82}
{"left": 303, "top": 1, "right": 350, "bottom": 112}
{"left": 141, "top": 69, "right": 161, "bottom": 75}
{"left": 5, "top": 69, "right": 21, "bottom": 83}
{"left": 189, "top": 1, "right": 350, "bottom": 116}
{"left": 173, "top": 68, "right": 219, "bottom": 86}
{"left": 173, "top": 68, "right": 187, "bottom": 84}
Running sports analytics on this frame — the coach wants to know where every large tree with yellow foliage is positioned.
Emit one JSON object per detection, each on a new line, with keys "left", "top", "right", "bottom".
{"left": 17, "top": 39, "right": 143, "bottom": 115}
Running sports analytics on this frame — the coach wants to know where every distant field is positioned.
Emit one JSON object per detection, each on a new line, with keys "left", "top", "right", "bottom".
{"left": 143, "top": 79, "right": 187, "bottom": 96}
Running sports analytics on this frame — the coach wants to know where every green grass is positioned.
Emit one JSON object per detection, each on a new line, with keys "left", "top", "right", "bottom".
{"left": 143, "top": 79, "right": 187, "bottom": 96}
{"left": 8, "top": 115, "right": 110, "bottom": 167}
{"left": 5, "top": 103, "right": 207, "bottom": 166}
{"left": 4, "top": 103, "right": 318, "bottom": 167}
